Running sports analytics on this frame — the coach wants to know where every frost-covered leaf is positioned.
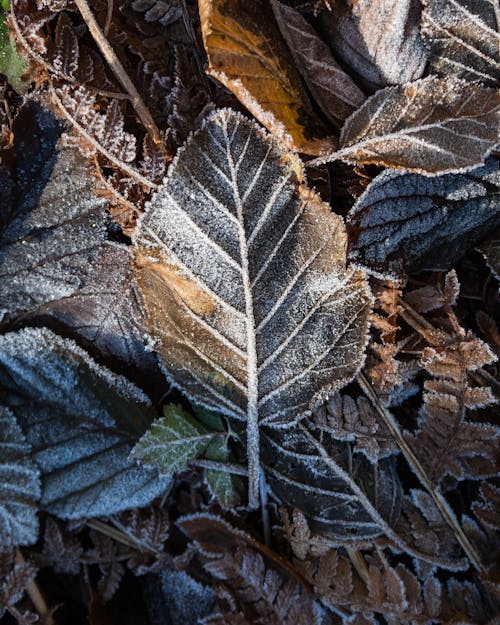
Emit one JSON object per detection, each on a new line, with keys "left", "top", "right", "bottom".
{"left": 0, "top": 407, "right": 40, "bottom": 546}
{"left": 133, "top": 108, "right": 371, "bottom": 507}
{"left": 406, "top": 334, "right": 498, "bottom": 485}
{"left": 0, "top": 141, "right": 108, "bottom": 324}
{"left": 0, "top": 327, "right": 170, "bottom": 519}
{"left": 422, "top": 0, "right": 500, "bottom": 87}
{"left": 178, "top": 513, "right": 331, "bottom": 625}
{"left": 346, "top": 158, "right": 500, "bottom": 277}
{"left": 316, "top": 76, "right": 500, "bottom": 174}
{"left": 270, "top": 1, "right": 366, "bottom": 126}
{"left": 316, "top": 0, "right": 428, "bottom": 90}
{"left": 132, "top": 404, "right": 220, "bottom": 476}
{"left": 477, "top": 227, "right": 500, "bottom": 280}
{"left": 205, "top": 437, "right": 241, "bottom": 509}
{"left": 262, "top": 420, "right": 402, "bottom": 539}
{"left": 31, "top": 242, "right": 160, "bottom": 375}
{"left": 0, "top": 549, "right": 38, "bottom": 621}
{"left": 199, "top": 0, "right": 336, "bottom": 155}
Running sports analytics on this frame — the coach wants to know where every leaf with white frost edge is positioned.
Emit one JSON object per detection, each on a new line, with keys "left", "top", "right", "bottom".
{"left": 0, "top": 143, "right": 109, "bottom": 323}
{"left": 271, "top": 0, "right": 366, "bottom": 126}
{"left": 0, "top": 406, "right": 40, "bottom": 546}
{"left": 0, "top": 327, "right": 170, "bottom": 519}
{"left": 346, "top": 157, "right": 500, "bottom": 278}
{"left": 422, "top": 0, "right": 500, "bottom": 87}
{"left": 133, "top": 108, "right": 372, "bottom": 508}
{"left": 313, "top": 76, "right": 500, "bottom": 175}
{"left": 132, "top": 404, "right": 220, "bottom": 476}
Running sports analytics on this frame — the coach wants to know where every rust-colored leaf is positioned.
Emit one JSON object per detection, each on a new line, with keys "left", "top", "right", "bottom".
{"left": 199, "top": 0, "right": 337, "bottom": 155}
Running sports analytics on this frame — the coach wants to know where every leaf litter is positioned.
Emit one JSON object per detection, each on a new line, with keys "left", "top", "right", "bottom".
{"left": 0, "top": 1, "right": 499, "bottom": 624}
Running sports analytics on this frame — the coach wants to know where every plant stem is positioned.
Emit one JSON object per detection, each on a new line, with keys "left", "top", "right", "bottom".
{"left": 15, "top": 549, "right": 55, "bottom": 625}
{"left": 357, "top": 372, "right": 485, "bottom": 575}
{"left": 73, "top": 0, "right": 170, "bottom": 158}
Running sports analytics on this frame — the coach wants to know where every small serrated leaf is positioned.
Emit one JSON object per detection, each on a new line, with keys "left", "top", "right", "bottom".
{"left": 132, "top": 404, "right": 218, "bottom": 476}
{"left": 0, "top": 407, "right": 40, "bottom": 546}
{"left": 205, "top": 437, "right": 241, "bottom": 508}
{"left": 0, "top": 327, "right": 170, "bottom": 519}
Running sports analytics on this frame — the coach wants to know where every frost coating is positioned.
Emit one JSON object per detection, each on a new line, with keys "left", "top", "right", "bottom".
{"left": 0, "top": 144, "right": 108, "bottom": 323}
{"left": 134, "top": 108, "right": 372, "bottom": 507}
{"left": 346, "top": 158, "right": 500, "bottom": 276}
{"left": 0, "top": 327, "right": 170, "bottom": 519}
{"left": 0, "top": 406, "right": 40, "bottom": 546}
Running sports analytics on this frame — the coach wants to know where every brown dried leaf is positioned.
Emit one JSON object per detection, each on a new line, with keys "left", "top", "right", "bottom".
{"left": 317, "top": 0, "right": 428, "bottom": 90}
{"left": 199, "top": 0, "right": 336, "bottom": 155}
{"left": 406, "top": 333, "right": 498, "bottom": 485}
{"left": 422, "top": 0, "right": 500, "bottom": 87}
{"left": 270, "top": 1, "right": 366, "bottom": 126}
{"left": 317, "top": 76, "right": 500, "bottom": 174}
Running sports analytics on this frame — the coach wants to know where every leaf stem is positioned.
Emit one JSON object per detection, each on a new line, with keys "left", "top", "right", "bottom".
{"left": 15, "top": 549, "right": 55, "bottom": 625}
{"left": 73, "top": 0, "right": 170, "bottom": 158}
{"left": 357, "top": 371, "right": 486, "bottom": 575}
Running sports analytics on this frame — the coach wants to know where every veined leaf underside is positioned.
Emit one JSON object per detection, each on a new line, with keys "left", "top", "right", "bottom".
{"left": 134, "top": 108, "right": 371, "bottom": 507}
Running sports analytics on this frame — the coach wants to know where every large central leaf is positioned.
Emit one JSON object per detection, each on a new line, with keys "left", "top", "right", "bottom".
{"left": 133, "top": 109, "right": 371, "bottom": 507}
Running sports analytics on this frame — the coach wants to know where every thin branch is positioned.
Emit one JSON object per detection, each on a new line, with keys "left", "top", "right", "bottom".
{"left": 50, "top": 83, "right": 158, "bottom": 189}
{"left": 9, "top": 5, "right": 128, "bottom": 100}
{"left": 86, "top": 519, "right": 158, "bottom": 555}
{"left": 15, "top": 549, "right": 55, "bottom": 625}
{"left": 357, "top": 371, "right": 486, "bottom": 575}
{"left": 73, "top": 0, "right": 171, "bottom": 159}
{"left": 104, "top": 0, "right": 114, "bottom": 37}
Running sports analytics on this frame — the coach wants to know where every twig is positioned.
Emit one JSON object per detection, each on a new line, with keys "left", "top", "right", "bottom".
{"left": 86, "top": 519, "right": 157, "bottom": 555}
{"left": 9, "top": 5, "right": 128, "bottom": 100}
{"left": 357, "top": 372, "right": 486, "bottom": 575}
{"left": 15, "top": 549, "right": 55, "bottom": 625}
{"left": 104, "top": 0, "right": 114, "bottom": 37}
{"left": 73, "top": 0, "right": 171, "bottom": 158}
{"left": 50, "top": 82, "right": 158, "bottom": 189}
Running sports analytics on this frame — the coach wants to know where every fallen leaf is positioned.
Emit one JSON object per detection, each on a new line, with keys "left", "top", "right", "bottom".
{"left": 271, "top": 0, "right": 366, "bottom": 126}
{"left": 133, "top": 108, "right": 371, "bottom": 507}
{"left": 346, "top": 157, "right": 500, "bottom": 277}
{"left": 0, "top": 407, "right": 40, "bottom": 546}
{"left": 316, "top": 0, "right": 428, "bottom": 90}
{"left": 422, "top": 0, "right": 500, "bottom": 87}
{"left": 0, "top": 327, "right": 170, "bottom": 519}
{"left": 321, "top": 76, "right": 500, "bottom": 174}
{"left": 477, "top": 227, "right": 500, "bottom": 280}
{"left": 199, "top": 0, "right": 336, "bottom": 155}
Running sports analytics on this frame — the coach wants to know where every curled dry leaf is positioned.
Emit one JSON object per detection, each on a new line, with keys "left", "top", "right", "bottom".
{"left": 315, "top": 76, "right": 500, "bottom": 174}
{"left": 346, "top": 157, "right": 500, "bottom": 277}
{"left": 133, "top": 108, "right": 371, "bottom": 507}
{"left": 0, "top": 407, "right": 40, "bottom": 547}
{"left": 0, "top": 327, "right": 170, "bottom": 519}
{"left": 199, "top": 0, "right": 336, "bottom": 155}
{"left": 270, "top": 0, "right": 366, "bottom": 126}
{"left": 316, "top": 0, "right": 428, "bottom": 90}
{"left": 422, "top": 0, "right": 500, "bottom": 87}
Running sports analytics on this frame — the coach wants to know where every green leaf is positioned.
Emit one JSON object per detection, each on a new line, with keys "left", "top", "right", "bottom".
{"left": 0, "top": 327, "right": 170, "bottom": 519}
{"left": 205, "top": 437, "right": 241, "bottom": 509}
{"left": 132, "top": 404, "right": 218, "bottom": 476}
{"left": 0, "top": 9, "right": 27, "bottom": 92}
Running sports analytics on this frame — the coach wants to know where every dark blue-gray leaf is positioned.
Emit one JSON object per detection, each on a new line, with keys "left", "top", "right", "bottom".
{"left": 346, "top": 158, "right": 500, "bottom": 278}
{"left": 0, "top": 327, "right": 170, "bottom": 519}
